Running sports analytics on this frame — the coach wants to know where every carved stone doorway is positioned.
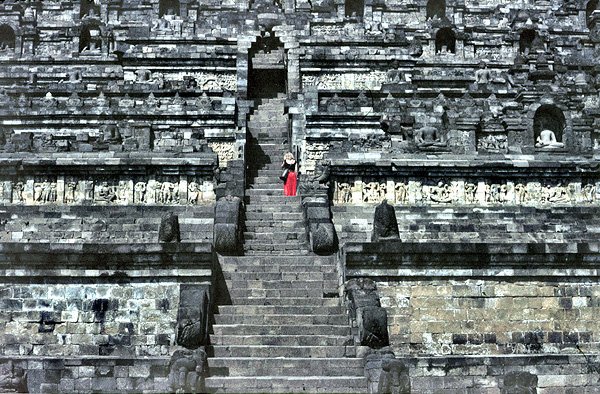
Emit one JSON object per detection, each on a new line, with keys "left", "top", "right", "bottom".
{"left": 248, "top": 33, "right": 287, "bottom": 99}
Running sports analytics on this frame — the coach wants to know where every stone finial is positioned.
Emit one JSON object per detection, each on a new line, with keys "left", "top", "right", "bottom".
{"left": 159, "top": 213, "right": 181, "bottom": 242}
{"left": 372, "top": 199, "right": 399, "bottom": 242}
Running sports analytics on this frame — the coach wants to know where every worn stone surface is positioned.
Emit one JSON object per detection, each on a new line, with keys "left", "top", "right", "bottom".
{"left": 3, "top": 0, "right": 600, "bottom": 391}
{"left": 159, "top": 213, "right": 181, "bottom": 243}
{"left": 213, "top": 195, "right": 243, "bottom": 254}
{"left": 371, "top": 200, "right": 399, "bottom": 241}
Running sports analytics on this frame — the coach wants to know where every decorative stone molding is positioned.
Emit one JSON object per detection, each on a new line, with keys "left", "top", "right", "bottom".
{"left": 302, "top": 141, "right": 330, "bottom": 175}
{"left": 334, "top": 179, "right": 600, "bottom": 206}
{"left": 208, "top": 141, "right": 239, "bottom": 168}
{"left": 302, "top": 71, "right": 387, "bottom": 90}
{"left": 1, "top": 177, "right": 216, "bottom": 206}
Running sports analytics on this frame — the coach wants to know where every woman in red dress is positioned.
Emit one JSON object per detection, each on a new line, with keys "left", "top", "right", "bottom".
{"left": 281, "top": 152, "right": 298, "bottom": 196}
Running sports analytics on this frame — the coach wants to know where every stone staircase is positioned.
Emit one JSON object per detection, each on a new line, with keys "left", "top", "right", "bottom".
{"left": 204, "top": 98, "right": 368, "bottom": 393}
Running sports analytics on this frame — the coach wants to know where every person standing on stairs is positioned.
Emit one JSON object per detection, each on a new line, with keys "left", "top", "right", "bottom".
{"left": 281, "top": 151, "right": 298, "bottom": 196}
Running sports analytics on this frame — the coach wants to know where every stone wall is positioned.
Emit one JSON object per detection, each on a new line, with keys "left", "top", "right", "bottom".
{"left": 377, "top": 278, "right": 599, "bottom": 356}
{"left": 1, "top": 282, "right": 180, "bottom": 358}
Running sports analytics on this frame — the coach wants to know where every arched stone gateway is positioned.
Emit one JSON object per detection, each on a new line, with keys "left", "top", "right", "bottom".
{"left": 247, "top": 32, "right": 287, "bottom": 99}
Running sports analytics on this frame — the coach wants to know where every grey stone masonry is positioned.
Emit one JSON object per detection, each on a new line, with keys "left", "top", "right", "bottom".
{"left": 205, "top": 98, "right": 367, "bottom": 392}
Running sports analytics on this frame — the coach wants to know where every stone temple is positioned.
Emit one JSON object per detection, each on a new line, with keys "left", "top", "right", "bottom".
{"left": 1, "top": 0, "right": 600, "bottom": 392}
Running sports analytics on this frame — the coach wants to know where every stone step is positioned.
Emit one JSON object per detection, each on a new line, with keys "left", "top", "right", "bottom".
{"left": 245, "top": 205, "right": 302, "bottom": 213}
{"left": 245, "top": 219, "right": 304, "bottom": 228}
{"left": 249, "top": 132, "right": 288, "bottom": 140}
{"left": 244, "top": 211, "right": 304, "bottom": 220}
{"left": 207, "top": 357, "right": 365, "bottom": 377}
{"left": 221, "top": 265, "right": 336, "bottom": 275}
{"left": 242, "top": 230, "right": 304, "bottom": 238}
{"left": 226, "top": 279, "right": 336, "bottom": 291}
{"left": 216, "top": 305, "right": 345, "bottom": 315}
{"left": 204, "top": 376, "right": 368, "bottom": 393}
{"left": 242, "top": 244, "right": 308, "bottom": 253}
{"left": 243, "top": 234, "right": 307, "bottom": 243}
{"left": 214, "top": 312, "right": 347, "bottom": 326}
{"left": 212, "top": 324, "right": 352, "bottom": 336}
{"left": 214, "top": 313, "right": 348, "bottom": 326}
{"left": 243, "top": 250, "right": 312, "bottom": 256}
{"left": 225, "top": 297, "right": 340, "bottom": 306}
{"left": 224, "top": 271, "right": 336, "bottom": 282}
{"left": 248, "top": 125, "right": 288, "bottom": 133}
{"left": 210, "top": 345, "right": 351, "bottom": 358}
{"left": 246, "top": 188, "right": 297, "bottom": 196}
{"left": 244, "top": 196, "right": 302, "bottom": 204}
{"left": 228, "top": 288, "right": 333, "bottom": 298}
{"left": 210, "top": 334, "right": 352, "bottom": 346}
{"left": 255, "top": 168, "right": 295, "bottom": 174}
{"left": 219, "top": 257, "right": 335, "bottom": 267}
{"left": 242, "top": 226, "right": 305, "bottom": 234}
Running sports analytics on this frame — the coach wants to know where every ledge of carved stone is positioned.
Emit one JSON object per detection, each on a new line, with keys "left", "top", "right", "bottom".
{"left": 344, "top": 241, "right": 600, "bottom": 276}
{"left": 0, "top": 242, "right": 214, "bottom": 270}
{"left": 330, "top": 156, "right": 598, "bottom": 176}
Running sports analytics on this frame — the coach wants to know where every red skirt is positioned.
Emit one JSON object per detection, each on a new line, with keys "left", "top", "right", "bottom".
{"left": 284, "top": 171, "right": 297, "bottom": 196}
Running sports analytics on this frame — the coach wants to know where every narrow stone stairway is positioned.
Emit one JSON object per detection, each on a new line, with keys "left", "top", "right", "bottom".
{"left": 204, "top": 98, "right": 368, "bottom": 393}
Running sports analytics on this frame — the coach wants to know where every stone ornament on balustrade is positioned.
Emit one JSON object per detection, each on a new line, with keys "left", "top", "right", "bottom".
{"left": 1, "top": 178, "right": 216, "bottom": 206}
{"left": 334, "top": 179, "right": 599, "bottom": 206}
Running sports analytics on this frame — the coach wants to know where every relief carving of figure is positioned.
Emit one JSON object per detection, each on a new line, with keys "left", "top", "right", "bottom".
{"left": 545, "top": 184, "right": 571, "bottom": 203}
{"left": 161, "top": 181, "right": 179, "bottom": 204}
{"left": 12, "top": 182, "right": 24, "bottom": 203}
{"left": 475, "top": 62, "right": 491, "bottom": 85}
{"left": 337, "top": 182, "right": 351, "bottom": 204}
{"left": 394, "top": 182, "right": 408, "bottom": 204}
{"left": 515, "top": 183, "right": 528, "bottom": 204}
{"left": 414, "top": 126, "right": 446, "bottom": 148}
{"left": 428, "top": 182, "right": 453, "bottom": 203}
{"left": 65, "top": 182, "right": 77, "bottom": 204}
{"left": 478, "top": 134, "right": 508, "bottom": 153}
{"left": 134, "top": 182, "right": 146, "bottom": 204}
{"left": 465, "top": 183, "right": 477, "bottom": 204}
{"left": 153, "top": 182, "right": 162, "bottom": 203}
{"left": 364, "top": 182, "right": 385, "bottom": 204}
{"left": 582, "top": 184, "right": 596, "bottom": 203}
{"left": 487, "top": 184, "right": 507, "bottom": 203}
{"left": 188, "top": 182, "right": 200, "bottom": 204}
{"left": 96, "top": 182, "right": 117, "bottom": 203}
{"left": 200, "top": 181, "right": 215, "bottom": 202}
{"left": 49, "top": 183, "right": 57, "bottom": 203}
{"left": 35, "top": 182, "right": 55, "bottom": 203}
{"left": 535, "top": 129, "right": 564, "bottom": 149}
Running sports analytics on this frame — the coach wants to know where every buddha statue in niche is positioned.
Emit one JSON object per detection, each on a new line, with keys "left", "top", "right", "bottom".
{"left": 414, "top": 125, "right": 447, "bottom": 148}
{"left": 535, "top": 129, "right": 564, "bottom": 149}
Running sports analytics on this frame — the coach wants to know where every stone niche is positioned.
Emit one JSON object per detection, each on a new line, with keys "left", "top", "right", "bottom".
{"left": 0, "top": 23, "right": 16, "bottom": 53}
{"left": 533, "top": 104, "right": 567, "bottom": 151}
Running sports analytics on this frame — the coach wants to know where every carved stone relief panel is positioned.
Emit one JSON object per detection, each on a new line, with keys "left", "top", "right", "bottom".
{"left": 302, "top": 72, "right": 387, "bottom": 90}
{"left": 208, "top": 141, "right": 239, "bottom": 168}
{"left": 0, "top": 176, "right": 216, "bottom": 205}
{"left": 303, "top": 142, "right": 330, "bottom": 176}
{"left": 333, "top": 179, "right": 599, "bottom": 206}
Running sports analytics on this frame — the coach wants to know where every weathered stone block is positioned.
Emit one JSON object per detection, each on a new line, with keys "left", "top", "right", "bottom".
{"left": 357, "top": 306, "right": 390, "bottom": 349}
{"left": 372, "top": 200, "right": 399, "bottom": 242}
{"left": 158, "top": 213, "right": 180, "bottom": 243}
{"left": 213, "top": 196, "right": 242, "bottom": 255}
